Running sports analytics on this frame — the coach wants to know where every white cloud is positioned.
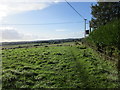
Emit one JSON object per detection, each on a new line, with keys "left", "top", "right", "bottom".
{"left": 0, "top": 0, "right": 53, "bottom": 21}
{"left": 53, "top": 0, "right": 61, "bottom": 3}
{"left": 0, "top": 26, "right": 84, "bottom": 42}
{"left": 0, "top": 26, "right": 23, "bottom": 41}
{"left": 0, "top": 0, "right": 97, "bottom": 21}
{"left": 0, "top": 26, "right": 54, "bottom": 42}
{"left": 2, "top": 29, "right": 23, "bottom": 40}
{"left": 0, "top": 26, "right": 16, "bottom": 30}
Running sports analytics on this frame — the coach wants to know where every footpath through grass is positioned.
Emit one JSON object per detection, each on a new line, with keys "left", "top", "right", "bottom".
{"left": 2, "top": 43, "right": 119, "bottom": 88}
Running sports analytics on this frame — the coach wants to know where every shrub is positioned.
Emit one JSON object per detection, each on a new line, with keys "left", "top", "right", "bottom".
{"left": 86, "top": 19, "right": 120, "bottom": 49}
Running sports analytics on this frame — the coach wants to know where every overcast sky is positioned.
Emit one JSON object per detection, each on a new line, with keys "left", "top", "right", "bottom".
{"left": 0, "top": 0, "right": 96, "bottom": 42}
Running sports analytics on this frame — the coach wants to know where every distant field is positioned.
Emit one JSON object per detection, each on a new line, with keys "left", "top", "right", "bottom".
{"left": 1, "top": 42, "right": 75, "bottom": 49}
{"left": 1, "top": 43, "right": 48, "bottom": 49}
{"left": 2, "top": 42, "right": 118, "bottom": 88}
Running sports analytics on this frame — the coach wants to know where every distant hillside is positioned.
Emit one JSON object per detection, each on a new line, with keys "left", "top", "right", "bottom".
{"left": 1, "top": 38, "right": 83, "bottom": 46}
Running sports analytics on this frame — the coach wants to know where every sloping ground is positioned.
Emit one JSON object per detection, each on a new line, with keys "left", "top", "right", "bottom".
{"left": 2, "top": 43, "right": 119, "bottom": 88}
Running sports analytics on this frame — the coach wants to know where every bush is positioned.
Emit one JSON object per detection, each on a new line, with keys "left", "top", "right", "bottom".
{"left": 86, "top": 19, "right": 120, "bottom": 49}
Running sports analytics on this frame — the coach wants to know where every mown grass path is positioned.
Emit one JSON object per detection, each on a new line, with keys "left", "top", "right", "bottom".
{"left": 2, "top": 43, "right": 118, "bottom": 88}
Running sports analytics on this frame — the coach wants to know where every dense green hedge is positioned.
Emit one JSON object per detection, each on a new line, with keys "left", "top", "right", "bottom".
{"left": 86, "top": 19, "right": 120, "bottom": 49}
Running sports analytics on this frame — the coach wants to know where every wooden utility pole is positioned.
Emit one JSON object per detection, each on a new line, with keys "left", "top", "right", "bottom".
{"left": 84, "top": 19, "right": 87, "bottom": 38}
{"left": 89, "top": 21, "right": 91, "bottom": 33}
{"left": 65, "top": 0, "right": 87, "bottom": 38}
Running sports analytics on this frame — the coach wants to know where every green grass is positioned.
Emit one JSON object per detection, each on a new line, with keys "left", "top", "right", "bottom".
{"left": 1, "top": 43, "right": 48, "bottom": 49}
{"left": 2, "top": 43, "right": 118, "bottom": 88}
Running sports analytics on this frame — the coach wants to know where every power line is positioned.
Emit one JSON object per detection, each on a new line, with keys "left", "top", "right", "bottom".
{"left": 64, "top": 0, "right": 89, "bottom": 38}
{"left": 64, "top": 0, "right": 85, "bottom": 20}
{"left": 1, "top": 21, "right": 84, "bottom": 25}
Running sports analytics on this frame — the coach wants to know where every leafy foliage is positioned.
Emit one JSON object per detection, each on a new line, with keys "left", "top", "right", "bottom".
{"left": 85, "top": 19, "right": 120, "bottom": 60}
{"left": 86, "top": 19, "right": 120, "bottom": 48}
{"left": 90, "top": 2, "right": 120, "bottom": 29}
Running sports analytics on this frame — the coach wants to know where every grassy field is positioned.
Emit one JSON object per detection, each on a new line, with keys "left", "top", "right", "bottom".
{"left": 2, "top": 42, "right": 118, "bottom": 88}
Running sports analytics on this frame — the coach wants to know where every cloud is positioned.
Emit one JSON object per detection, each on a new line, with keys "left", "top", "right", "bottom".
{"left": 53, "top": 0, "right": 61, "bottom": 3}
{"left": 2, "top": 30, "right": 23, "bottom": 40}
{"left": 0, "top": 26, "right": 84, "bottom": 42}
{"left": 0, "top": 26, "right": 53, "bottom": 42}
{"left": 0, "top": 0, "right": 53, "bottom": 21}
{"left": 0, "top": 26, "right": 16, "bottom": 30}
{"left": 0, "top": 26, "right": 38, "bottom": 41}
{"left": 0, "top": 27, "right": 23, "bottom": 41}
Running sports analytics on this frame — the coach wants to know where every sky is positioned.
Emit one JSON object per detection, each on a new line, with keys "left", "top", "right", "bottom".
{"left": 0, "top": 0, "right": 96, "bottom": 42}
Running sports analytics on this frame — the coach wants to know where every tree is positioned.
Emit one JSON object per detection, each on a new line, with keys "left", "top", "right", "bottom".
{"left": 90, "top": 1, "right": 120, "bottom": 29}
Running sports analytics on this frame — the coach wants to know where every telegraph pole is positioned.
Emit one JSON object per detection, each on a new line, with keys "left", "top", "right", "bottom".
{"left": 89, "top": 21, "right": 91, "bottom": 33}
{"left": 84, "top": 19, "right": 87, "bottom": 38}
{"left": 65, "top": 0, "right": 87, "bottom": 38}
